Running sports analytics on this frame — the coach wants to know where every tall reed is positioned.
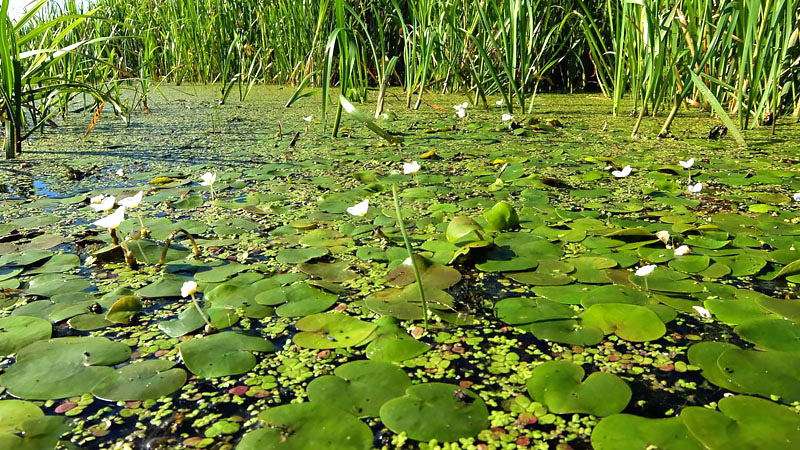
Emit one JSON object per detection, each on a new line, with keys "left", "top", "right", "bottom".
{"left": 6, "top": 0, "right": 799, "bottom": 157}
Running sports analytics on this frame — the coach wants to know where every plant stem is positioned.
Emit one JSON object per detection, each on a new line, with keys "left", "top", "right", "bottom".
{"left": 190, "top": 293, "right": 213, "bottom": 329}
{"left": 392, "top": 183, "right": 428, "bottom": 329}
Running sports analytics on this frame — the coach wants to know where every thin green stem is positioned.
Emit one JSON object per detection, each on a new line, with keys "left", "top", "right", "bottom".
{"left": 392, "top": 183, "right": 428, "bottom": 329}
{"left": 190, "top": 293, "right": 213, "bottom": 329}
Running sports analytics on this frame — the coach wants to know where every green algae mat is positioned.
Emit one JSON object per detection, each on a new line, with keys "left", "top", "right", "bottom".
{"left": 0, "top": 86, "right": 799, "bottom": 449}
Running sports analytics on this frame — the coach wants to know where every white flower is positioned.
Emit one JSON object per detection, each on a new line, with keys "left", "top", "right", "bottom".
{"left": 181, "top": 280, "right": 198, "bottom": 298}
{"left": 502, "top": 113, "right": 513, "bottom": 122}
{"left": 118, "top": 191, "right": 143, "bottom": 209}
{"left": 456, "top": 108, "right": 466, "bottom": 118}
{"left": 612, "top": 165, "right": 632, "bottom": 178}
{"left": 93, "top": 206, "right": 126, "bottom": 229}
{"left": 656, "top": 230, "right": 670, "bottom": 244}
{"left": 403, "top": 161, "right": 421, "bottom": 175}
{"left": 200, "top": 172, "right": 216, "bottom": 186}
{"left": 302, "top": 115, "right": 313, "bottom": 122}
{"left": 90, "top": 194, "right": 105, "bottom": 205}
{"left": 496, "top": 99, "right": 503, "bottom": 106}
{"left": 346, "top": 199, "right": 369, "bottom": 217}
{"left": 679, "top": 158, "right": 695, "bottom": 169}
{"left": 793, "top": 193, "right": 800, "bottom": 202}
{"left": 116, "top": 168, "right": 125, "bottom": 176}
{"left": 692, "top": 305, "right": 712, "bottom": 319}
{"left": 635, "top": 265, "right": 656, "bottom": 277}
{"left": 688, "top": 182, "right": 703, "bottom": 194}
{"left": 674, "top": 245, "right": 691, "bottom": 256}
{"left": 452, "top": 101, "right": 468, "bottom": 110}
{"left": 90, "top": 195, "right": 115, "bottom": 212}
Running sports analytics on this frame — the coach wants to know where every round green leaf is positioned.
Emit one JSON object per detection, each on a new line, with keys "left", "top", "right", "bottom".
{"left": 592, "top": 415, "right": 703, "bottom": 450}
{"left": 293, "top": 313, "right": 377, "bottom": 349}
{"left": 179, "top": 332, "right": 275, "bottom": 378}
{"left": 0, "top": 337, "right": 131, "bottom": 399}
{"left": 237, "top": 402, "right": 372, "bottom": 450}
{"left": 580, "top": 304, "right": 666, "bottom": 341}
{"left": 91, "top": 359, "right": 187, "bottom": 401}
{"left": 0, "top": 316, "right": 51, "bottom": 356}
{"left": 307, "top": 360, "right": 411, "bottom": 417}
{"left": 526, "top": 361, "right": 630, "bottom": 416}
{"left": 681, "top": 396, "right": 800, "bottom": 449}
{"left": 379, "top": 383, "right": 488, "bottom": 442}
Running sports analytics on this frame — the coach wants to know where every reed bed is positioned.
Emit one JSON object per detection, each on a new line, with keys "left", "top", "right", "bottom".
{"left": 2, "top": 0, "right": 799, "bottom": 157}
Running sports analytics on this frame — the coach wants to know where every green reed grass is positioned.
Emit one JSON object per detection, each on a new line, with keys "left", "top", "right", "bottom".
{"left": 4, "top": 0, "right": 798, "bottom": 159}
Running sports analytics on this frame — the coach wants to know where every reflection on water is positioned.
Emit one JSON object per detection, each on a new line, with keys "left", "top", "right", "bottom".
{"left": 33, "top": 179, "right": 64, "bottom": 198}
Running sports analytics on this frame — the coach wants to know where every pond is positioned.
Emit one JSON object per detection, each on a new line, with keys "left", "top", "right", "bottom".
{"left": 0, "top": 86, "right": 799, "bottom": 449}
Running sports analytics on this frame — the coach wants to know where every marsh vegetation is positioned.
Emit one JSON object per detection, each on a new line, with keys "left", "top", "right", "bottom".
{"left": 0, "top": 1, "right": 800, "bottom": 449}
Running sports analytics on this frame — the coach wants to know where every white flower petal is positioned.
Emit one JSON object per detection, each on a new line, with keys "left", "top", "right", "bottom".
{"left": 200, "top": 172, "right": 216, "bottom": 186}
{"left": 403, "top": 161, "right": 421, "bottom": 175}
{"left": 93, "top": 206, "right": 126, "bottom": 229}
{"left": 679, "top": 158, "right": 695, "bottom": 169}
{"left": 688, "top": 182, "right": 703, "bottom": 194}
{"left": 90, "top": 195, "right": 116, "bottom": 212}
{"left": 118, "top": 191, "right": 144, "bottom": 209}
{"left": 692, "top": 305, "right": 712, "bottom": 318}
{"left": 502, "top": 113, "right": 513, "bottom": 122}
{"left": 674, "top": 245, "right": 691, "bottom": 256}
{"left": 346, "top": 199, "right": 369, "bottom": 217}
{"left": 635, "top": 264, "right": 656, "bottom": 277}
{"left": 612, "top": 165, "right": 632, "bottom": 178}
{"left": 656, "top": 230, "right": 670, "bottom": 244}
{"left": 181, "top": 280, "right": 198, "bottom": 298}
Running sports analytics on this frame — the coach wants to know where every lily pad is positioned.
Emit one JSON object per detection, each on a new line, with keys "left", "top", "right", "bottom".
{"left": 105, "top": 296, "right": 143, "bottom": 324}
{"left": 298, "top": 261, "right": 357, "bottom": 282}
{"left": 0, "top": 337, "right": 131, "bottom": 399}
{"left": 91, "top": 359, "right": 187, "bottom": 401}
{"left": 580, "top": 303, "right": 666, "bottom": 341}
{"left": 293, "top": 313, "right": 376, "bottom": 349}
{"left": 526, "top": 361, "right": 631, "bottom": 416}
{"left": 298, "top": 228, "right": 351, "bottom": 247}
{"left": 276, "top": 246, "right": 329, "bottom": 264}
{"left": 365, "top": 317, "right": 431, "bottom": 362}
{"left": 592, "top": 415, "right": 703, "bottom": 450}
{"left": 483, "top": 201, "right": 519, "bottom": 231}
{"left": 179, "top": 332, "right": 275, "bottom": 378}
{"left": 716, "top": 348, "right": 800, "bottom": 403}
{"left": 505, "top": 259, "right": 575, "bottom": 285}
{"left": 526, "top": 319, "right": 604, "bottom": 346}
{"left": 446, "top": 216, "right": 485, "bottom": 244}
{"left": 495, "top": 297, "right": 574, "bottom": 325}
{"left": 26, "top": 273, "right": 89, "bottom": 298}
{"left": 135, "top": 274, "right": 190, "bottom": 298}
{"left": 0, "top": 316, "right": 52, "bottom": 356}
{"left": 0, "top": 400, "right": 44, "bottom": 433}
{"left": 379, "top": 383, "right": 489, "bottom": 442}
{"left": 681, "top": 395, "right": 800, "bottom": 449}
{"left": 237, "top": 402, "right": 372, "bottom": 450}
{"left": 307, "top": 360, "right": 411, "bottom": 417}
{"left": 734, "top": 318, "right": 800, "bottom": 352}
{"left": 274, "top": 282, "right": 338, "bottom": 317}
